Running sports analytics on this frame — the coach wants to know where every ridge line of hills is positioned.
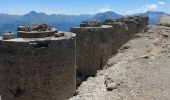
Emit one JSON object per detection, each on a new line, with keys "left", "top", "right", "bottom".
{"left": 0, "top": 11, "right": 169, "bottom": 34}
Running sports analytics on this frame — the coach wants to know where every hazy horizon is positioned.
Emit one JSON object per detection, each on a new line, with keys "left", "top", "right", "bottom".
{"left": 0, "top": 10, "right": 169, "bottom": 16}
{"left": 0, "top": 0, "right": 169, "bottom": 15}
{"left": 0, "top": 0, "right": 169, "bottom": 34}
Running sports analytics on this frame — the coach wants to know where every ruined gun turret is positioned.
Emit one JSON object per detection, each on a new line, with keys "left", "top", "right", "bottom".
{"left": 71, "top": 21, "right": 113, "bottom": 77}
{"left": 0, "top": 24, "right": 76, "bottom": 100}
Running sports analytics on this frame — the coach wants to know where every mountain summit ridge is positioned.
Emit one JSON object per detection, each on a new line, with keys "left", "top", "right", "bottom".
{"left": 0, "top": 11, "right": 169, "bottom": 34}
{"left": 135, "top": 11, "right": 169, "bottom": 24}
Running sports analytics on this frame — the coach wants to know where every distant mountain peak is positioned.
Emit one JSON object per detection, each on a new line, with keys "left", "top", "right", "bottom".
{"left": 0, "top": 10, "right": 168, "bottom": 35}
{"left": 145, "top": 11, "right": 167, "bottom": 15}
{"left": 135, "top": 11, "right": 169, "bottom": 25}
{"left": 98, "top": 11, "right": 121, "bottom": 15}
{"left": 94, "top": 11, "right": 122, "bottom": 21}
{"left": 29, "top": 11, "right": 38, "bottom": 15}
{"left": 100, "top": 11, "right": 114, "bottom": 14}
{"left": 146, "top": 11, "right": 165, "bottom": 13}
{"left": 136, "top": 11, "right": 168, "bottom": 16}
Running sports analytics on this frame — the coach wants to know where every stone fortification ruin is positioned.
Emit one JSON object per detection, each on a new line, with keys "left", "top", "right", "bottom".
{"left": 0, "top": 24, "right": 76, "bottom": 100}
{"left": 0, "top": 16, "right": 148, "bottom": 100}
{"left": 158, "top": 15, "right": 170, "bottom": 27}
{"left": 71, "top": 24, "right": 113, "bottom": 77}
{"left": 104, "top": 16, "right": 148, "bottom": 54}
{"left": 71, "top": 16, "right": 148, "bottom": 79}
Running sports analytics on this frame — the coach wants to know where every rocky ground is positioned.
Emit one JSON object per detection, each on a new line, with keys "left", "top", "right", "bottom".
{"left": 70, "top": 25, "right": 170, "bottom": 100}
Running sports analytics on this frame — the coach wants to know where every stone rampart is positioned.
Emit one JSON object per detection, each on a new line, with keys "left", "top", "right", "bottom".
{"left": 104, "top": 16, "right": 148, "bottom": 54}
{"left": 0, "top": 16, "right": 148, "bottom": 99}
{"left": 71, "top": 25, "right": 113, "bottom": 77}
{"left": 71, "top": 16, "right": 148, "bottom": 78}
{"left": 0, "top": 25, "right": 76, "bottom": 100}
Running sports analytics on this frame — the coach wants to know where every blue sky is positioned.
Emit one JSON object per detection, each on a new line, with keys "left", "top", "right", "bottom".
{"left": 0, "top": 0, "right": 169, "bottom": 15}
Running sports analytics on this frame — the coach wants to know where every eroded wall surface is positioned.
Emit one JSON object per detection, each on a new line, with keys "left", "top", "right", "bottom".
{"left": 71, "top": 16, "right": 148, "bottom": 77}
{"left": 71, "top": 26, "right": 113, "bottom": 77}
{"left": 0, "top": 34, "right": 76, "bottom": 100}
{"left": 0, "top": 16, "right": 149, "bottom": 100}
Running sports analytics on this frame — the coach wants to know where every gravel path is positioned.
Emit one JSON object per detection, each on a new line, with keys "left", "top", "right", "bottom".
{"left": 70, "top": 25, "right": 170, "bottom": 100}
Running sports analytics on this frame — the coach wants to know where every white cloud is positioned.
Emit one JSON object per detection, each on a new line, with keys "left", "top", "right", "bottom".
{"left": 145, "top": 4, "right": 158, "bottom": 11}
{"left": 158, "top": 1, "right": 165, "bottom": 5}
{"left": 98, "top": 7, "right": 112, "bottom": 13}
{"left": 126, "top": 4, "right": 158, "bottom": 15}
{"left": 126, "top": 0, "right": 167, "bottom": 15}
{"left": 88, "top": 12, "right": 93, "bottom": 15}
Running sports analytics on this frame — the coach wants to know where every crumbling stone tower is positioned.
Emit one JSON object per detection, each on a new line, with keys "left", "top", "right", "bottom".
{"left": 103, "top": 16, "right": 149, "bottom": 54}
{"left": 103, "top": 21, "right": 131, "bottom": 54}
{"left": 71, "top": 21, "right": 113, "bottom": 77}
{"left": 71, "top": 17, "right": 148, "bottom": 78}
{"left": 0, "top": 24, "right": 76, "bottom": 100}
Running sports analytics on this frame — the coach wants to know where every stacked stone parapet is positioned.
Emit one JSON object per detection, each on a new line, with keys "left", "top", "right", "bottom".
{"left": 80, "top": 21, "right": 102, "bottom": 27}
{"left": 17, "top": 24, "right": 58, "bottom": 38}
{"left": 17, "top": 28, "right": 58, "bottom": 38}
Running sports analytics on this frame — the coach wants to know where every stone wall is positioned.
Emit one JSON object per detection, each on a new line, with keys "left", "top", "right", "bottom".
{"left": 0, "top": 16, "right": 148, "bottom": 99}
{"left": 71, "top": 16, "right": 148, "bottom": 78}
{"left": 17, "top": 29, "right": 58, "bottom": 38}
{"left": 104, "top": 16, "right": 148, "bottom": 54}
{"left": 158, "top": 15, "right": 170, "bottom": 26}
{"left": 125, "top": 16, "right": 148, "bottom": 33}
{"left": 71, "top": 25, "right": 113, "bottom": 77}
{"left": 0, "top": 32, "right": 76, "bottom": 100}
{"left": 104, "top": 22, "right": 132, "bottom": 54}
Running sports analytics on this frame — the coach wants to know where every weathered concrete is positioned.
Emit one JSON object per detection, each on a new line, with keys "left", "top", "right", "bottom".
{"left": 114, "top": 16, "right": 148, "bottom": 33}
{"left": 103, "top": 21, "right": 133, "bottom": 54}
{"left": 71, "top": 16, "right": 148, "bottom": 78}
{"left": 126, "top": 16, "right": 149, "bottom": 33}
{"left": 0, "top": 17, "right": 149, "bottom": 99}
{"left": 158, "top": 15, "right": 170, "bottom": 26}
{"left": 104, "top": 21, "right": 136, "bottom": 54}
{"left": 0, "top": 25, "right": 76, "bottom": 100}
{"left": 71, "top": 25, "right": 113, "bottom": 77}
{"left": 104, "top": 16, "right": 148, "bottom": 54}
